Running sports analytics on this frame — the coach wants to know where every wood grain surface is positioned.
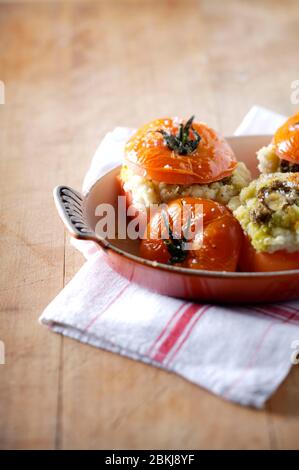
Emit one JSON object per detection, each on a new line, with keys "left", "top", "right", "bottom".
{"left": 0, "top": 0, "right": 299, "bottom": 450}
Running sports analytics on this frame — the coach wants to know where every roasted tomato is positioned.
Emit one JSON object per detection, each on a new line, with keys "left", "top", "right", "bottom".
{"left": 239, "top": 236, "right": 299, "bottom": 272}
{"left": 140, "top": 197, "right": 243, "bottom": 271}
{"left": 125, "top": 116, "right": 237, "bottom": 185}
{"left": 274, "top": 111, "right": 299, "bottom": 164}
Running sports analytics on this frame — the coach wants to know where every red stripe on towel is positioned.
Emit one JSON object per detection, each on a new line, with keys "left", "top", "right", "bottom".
{"left": 224, "top": 309, "right": 296, "bottom": 399}
{"left": 253, "top": 304, "right": 299, "bottom": 324}
{"left": 283, "top": 304, "right": 299, "bottom": 316}
{"left": 165, "top": 305, "right": 211, "bottom": 365}
{"left": 147, "top": 303, "right": 188, "bottom": 356}
{"left": 152, "top": 304, "right": 204, "bottom": 364}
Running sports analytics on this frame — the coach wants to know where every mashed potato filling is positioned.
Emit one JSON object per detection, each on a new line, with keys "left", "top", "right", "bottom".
{"left": 121, "top": 162, "right": 251, "bottom": 208}
{"left": 257, "top": 143, "right": 299, "bottom": 174}
{"left": 228, "top": 173, "right": 299, "bottom": 253}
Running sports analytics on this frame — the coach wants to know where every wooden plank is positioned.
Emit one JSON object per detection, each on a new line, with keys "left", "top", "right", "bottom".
{"left": 0, "top": 1, "right": 69, "bottom": 449}
{"left": 266, "top": 367, "right": 299, "bottom": 450}
{"left": 200, "top": 0, "right": 299, "bottom": 133}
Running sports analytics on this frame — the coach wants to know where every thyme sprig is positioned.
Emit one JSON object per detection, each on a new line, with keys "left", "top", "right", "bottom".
{"left": 158, "top": 115, "right": 201, "bottom": 155}
{"left": 162, "top": 211, "right": 187, "bottom": 264}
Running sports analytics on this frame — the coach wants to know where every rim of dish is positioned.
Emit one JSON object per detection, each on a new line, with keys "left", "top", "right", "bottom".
{"left": 101, "top": 238, "right": 299, "bottom": 278}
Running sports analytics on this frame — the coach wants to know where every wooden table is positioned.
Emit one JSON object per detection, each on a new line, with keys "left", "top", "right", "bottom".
{"left": 1, "top": 0, "right": 299, "bottom": 450}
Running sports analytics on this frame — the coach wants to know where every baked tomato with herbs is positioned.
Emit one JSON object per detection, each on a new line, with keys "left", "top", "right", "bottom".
{"left": 140, "top": 197, "right": 243, "bottom": 271}
{"left": 273, "top": 111, "right": 299, "bottom": 164}
{"left": 125, "top": 116, "right": 237, "bottom": 185}
{"left": 239, "top": 236, "right": 299, "bottom": 272}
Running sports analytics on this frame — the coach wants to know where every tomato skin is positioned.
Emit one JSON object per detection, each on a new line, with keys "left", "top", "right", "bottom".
{"left": 188, "top": 213, "right": 243, "bottom": 271}
{"left": 239, "top": 236, "right": 299, "bottom": 272}
{"left": 139, "top": 238, "right": 170, "bottom": 264}
{"left": 140, "top": 197, "right": 243, "bottom": 272}
{"left": 125, "top": 118, "right": 237, "bottom": 185}
{"left": 274, "top": 111, "right": 299, "bottom": 163}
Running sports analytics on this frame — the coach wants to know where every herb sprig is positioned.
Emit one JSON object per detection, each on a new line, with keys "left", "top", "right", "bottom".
{"left": 162, "top": 211, "right": 187, "bottom": 264}
{"left": 158, "top": 115, "right": 201, "bottom": 155}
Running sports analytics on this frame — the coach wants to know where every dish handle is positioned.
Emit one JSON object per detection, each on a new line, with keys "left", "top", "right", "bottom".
{"left": 53, "top": 186, "right": 109, "bottom": 249}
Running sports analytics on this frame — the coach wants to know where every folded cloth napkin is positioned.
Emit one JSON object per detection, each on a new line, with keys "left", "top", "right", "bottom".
{"left": 40, "top": 106, "right": 299, "bottom": 408}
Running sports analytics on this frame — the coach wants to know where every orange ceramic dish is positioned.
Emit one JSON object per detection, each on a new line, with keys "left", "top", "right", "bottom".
{"left": 54, "top": 135, "right": 299, "bottom": 303}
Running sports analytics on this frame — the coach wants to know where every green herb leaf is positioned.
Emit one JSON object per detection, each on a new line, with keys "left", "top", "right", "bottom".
{"left": 157, "top": 116, "right": 201, "bottom": 156}
{"left": 162, "top": 211, "right": 187, "bottom": 265}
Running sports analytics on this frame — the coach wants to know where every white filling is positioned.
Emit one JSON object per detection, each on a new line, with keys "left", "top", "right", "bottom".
{"left": 257, "top": 143, "right": 280, "bottom": 174}
{"left": 122, "top": 162, "right": 251, "bottom": 208}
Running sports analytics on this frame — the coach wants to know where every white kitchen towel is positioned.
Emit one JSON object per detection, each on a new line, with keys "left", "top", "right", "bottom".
{"left": 40, "top": 107, "right": 299, "bottom": 408}
{"left": 234, "top": 105, "right": 285, "bottom": 136}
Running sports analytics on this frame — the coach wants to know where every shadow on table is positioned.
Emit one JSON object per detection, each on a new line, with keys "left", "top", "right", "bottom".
{"left": 267, "top": 366, "right": 299, "bottom": 416}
